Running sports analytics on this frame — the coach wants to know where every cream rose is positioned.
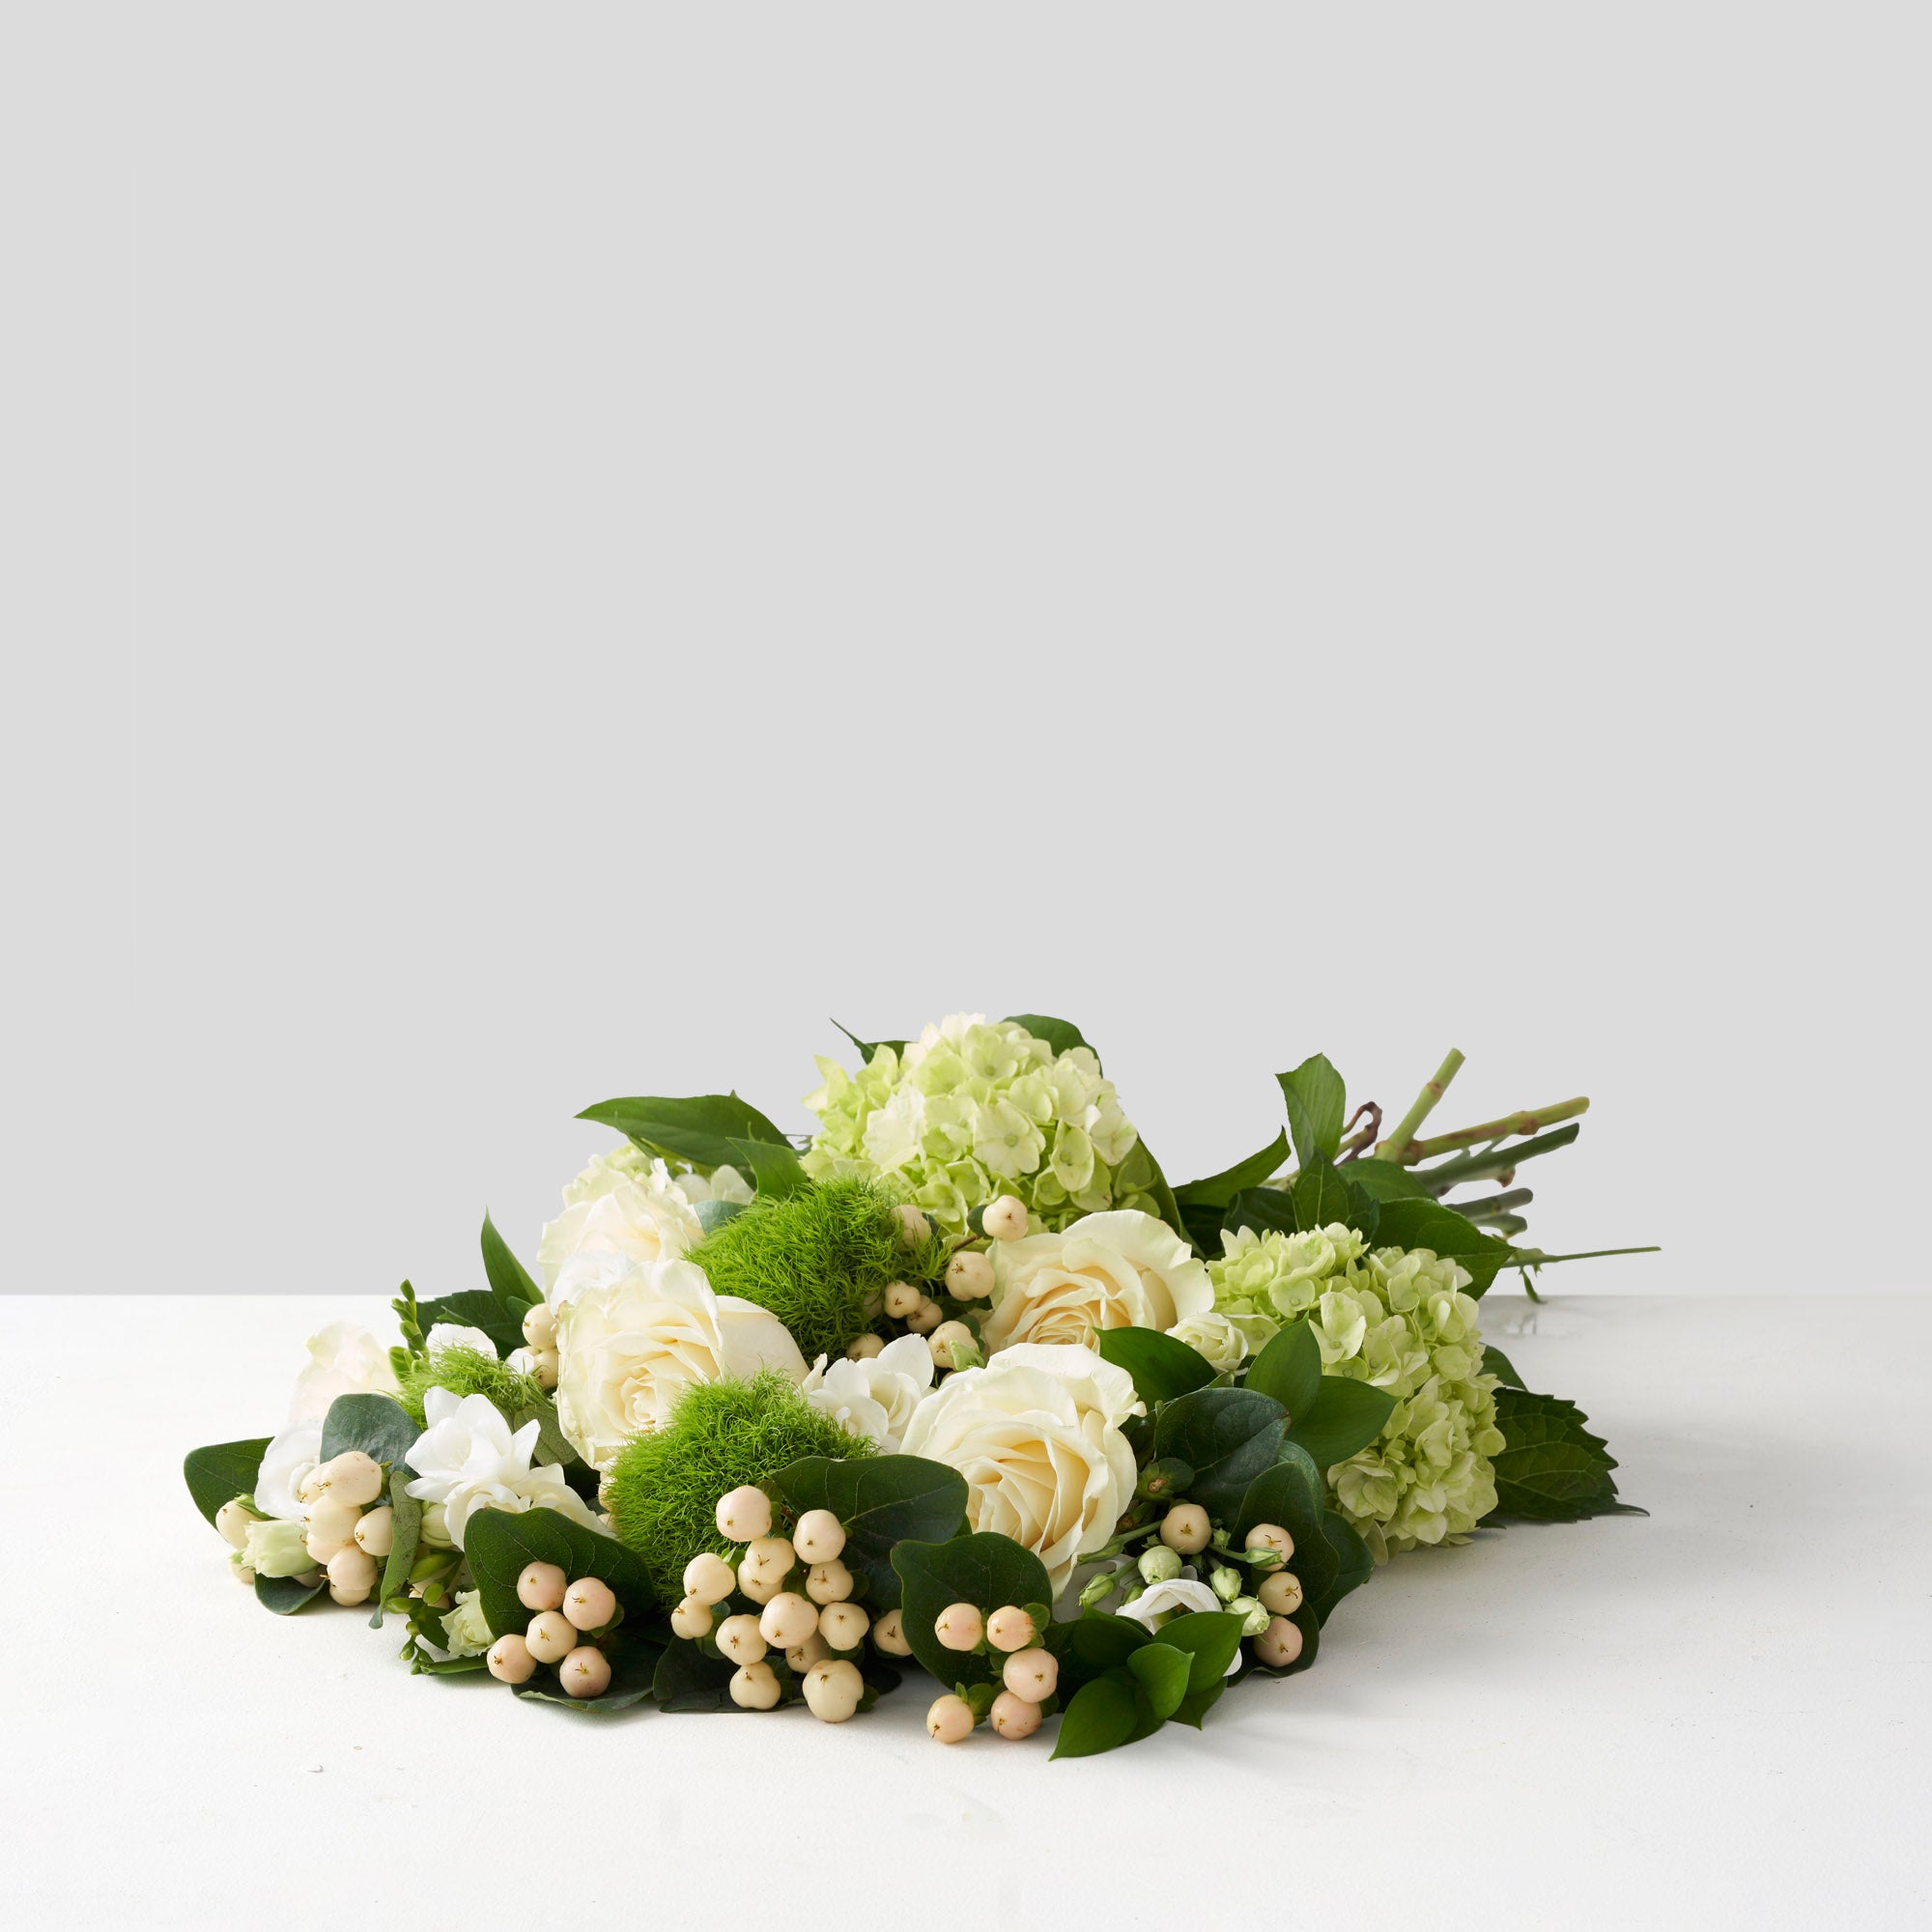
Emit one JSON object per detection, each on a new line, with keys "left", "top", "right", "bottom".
{"left": 287, "top": 1321, "right": 401, "bottom": 1424}
{"left": 552, "top": 1253, "right": 807, "bottom": 1470}
{"left": 1166, "top": 1311, "right": 1251, "bottom": 1373}
{"left": 801, "top": 1333, "right": 935, "bottom": 1452}
{"left": 898, "top": 1343, "right": 1142, "bottom": 1598}
{"left": 538, "top": 1150, "right": 706, "bottom": 1292}
{"left": 981, "top": 1209, "right": 1213, "bottom": 1355}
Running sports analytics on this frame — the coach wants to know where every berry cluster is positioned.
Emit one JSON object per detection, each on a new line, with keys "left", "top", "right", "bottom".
{"left": 216, "top": 1451, "right": 397, "bottom": 1605}
{"left": 923, "top": 1601, "right": 1061, "bottom": 1745}
{"left": 484, "top": 1563, "right": 620, "bottom": 1697}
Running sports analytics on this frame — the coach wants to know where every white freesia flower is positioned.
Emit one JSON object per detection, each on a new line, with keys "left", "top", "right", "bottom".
{"left": 899, "top": 1343, "right": 1142, "bottom": 1599}
{"left": 287, "top": 1321, "right": 401, "bottom": 1424}
{"left": 1118, "top": 1577, "right": 1242, "bottom": 1672}
{"left": 552, "top": 1253, "right": 807, "bottom": 1471}
{"left": 403, "top": 1388, "right": 606, "bottom": 1548}
{"left": 1166, "top": 1311, "right": 1251, "bottom": 1373}
{"left": 538, "top": 1148, "right": 707, "bottom": 1292}
{"left": 982, "top": 1210, "right": 1214, "bottom": 1355}
{"left": 801, "top": 1334, "right": 936, "bottom": 1452}
{"left": 254, "top": 1418, "right": 325, "bottom": 1520}
{"left": 424, "top": 1322, "right": 498, "bottom": 1358}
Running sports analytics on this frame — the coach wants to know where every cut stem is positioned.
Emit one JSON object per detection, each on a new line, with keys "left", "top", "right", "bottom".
{"left": 1403, "top": 1095, "right": 1590, "bottom": 1163}
{"left": 1379, "top": 1050, "right": 1464, "bottom": 1160}
{"left": 1417, "top": 1123, "right": 1581, "bottom": 1192}
{"left": 1445, "top": 1187, "right": 1533, "bottom": 1220}
{"left": 1514, "top": 1245, "right": 1661, "bottom": 1264}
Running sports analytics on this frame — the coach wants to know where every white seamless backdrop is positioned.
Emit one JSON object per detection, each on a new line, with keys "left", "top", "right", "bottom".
{"left": 4, "top": 7, "right": 1926, "bottom": 1299}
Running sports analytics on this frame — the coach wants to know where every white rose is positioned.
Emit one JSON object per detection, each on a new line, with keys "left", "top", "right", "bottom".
{"left": 552, "top": 1254, "right": 807, "bottom": 1471}
{"left": 1166, "top": 1311, "right": 1251, "bottom": 1373}
{"left": 801, "top": 1334, "right": 935, "bottom": 1452}
{"left": 538, "top": 1149, "right": 705, "bottom": 1292}
{"left": 402, "top": 1388, "right": 608, "bottom": 1547}
{"left": 424, "top": 1323, "right": 498, "bottom": 1358}
{"left": 899, "top": 1343, "right": 1142, "bottom": 1599}
{"left": 981, "top": 1210, "right": 1213, "bottom": 1355}
{"left": 288, "top": 1321, "right": 401, "bottom": 1424}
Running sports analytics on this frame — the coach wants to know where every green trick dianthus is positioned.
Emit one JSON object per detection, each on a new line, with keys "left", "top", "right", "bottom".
{"left": 684, "top": 1176, "right": 945, "bottom": 1363}
{"left": 603, "top": 1371, "right": 871, "bottom": 1607}
{"left": 394, "top": 1345, "right": 545, "bottom": 1430}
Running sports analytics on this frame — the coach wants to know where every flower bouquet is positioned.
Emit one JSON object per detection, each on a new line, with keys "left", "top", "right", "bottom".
{"left": 185, "top": 1013, "right": 1647, "bottom": 1756}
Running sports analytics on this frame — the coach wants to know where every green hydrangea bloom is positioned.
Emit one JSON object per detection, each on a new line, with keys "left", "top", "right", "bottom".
{"left": 802, "top": 1012, "right": 1159, "bottom": 1235}
{"left": 1208, "top": 1227, "right": 1505, "bottom": 1557}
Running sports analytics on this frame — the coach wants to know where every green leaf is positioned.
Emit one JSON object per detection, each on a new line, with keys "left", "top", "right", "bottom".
{"left": 463, "top": 1508, "right": 660, "bottom": 1640}
{"left": 510, "top": 1397, "right": 578, "bottom": 1469}
{"left": 414, "top": 1289, "right": 528, "bottom": 1357}
{"left": 892, "top": 1532, "right": 1054, "bottom": 1690}
{"left": 1127, "top": 1642, "right": 1191, "bottom": 1720}
{"left": 1235, "top": 1448, "right": 1339, "bottom": 1614}
{"left": 183, "top": 1437, "right": 271, "bottom": 1526}
{"left": 724, "top": 1136, "right": 810, "bottom": 1200}
{"left": 1286, "top": 1377, "right": 1398, "bottom": 1469}
{"left": 1223, "top": 1186, "right": 1297, "bottom": 1237}
{"left": 832, "top": 1022, "right": 908, "bottom": 1064}
{"left": 695, "top": 1198, "right": 748, "bottom": 1235}
{"left": 575, "top": 1093, "right": 795, "bottom": 1170}
{"left": 1244, "top": 1321, "right": 1321, "bottom": 1421}
{"left": 1311, "top": 1510, "right": 1374, "bottom": 1622}
{"left": 1152, "top": 1609, "right": 1245, "bottom": 1690}
{"left": 1172, "top": 1680, "right": 1227, "bottom": 1728}
{"left": 1290, "top": 1153, "right": 1360, "bottom": 1236}
{"left": 479, "top": 1212, "right": 541, "bottom": 1309}
{"left": 377, "top": 1468, "right": 422, "bottom": 1617}
{"left": 1050, "top": 1673, "right": 1140, "bottom": 1759}
{"left": 1173, "top": 1131, "right": 1291, "bottom": 1210}
{"left": 773, "top": 1455, "right": 968, "bottom": 1612}
{"left": 1483, "top": 1344, "right": 1526, "bottom": 1388}
{"left": 1004, "top": 1013, "right": 1095, "bottom": 1065}
{"left": 1094, "top": 1327, "right": 1216, "bottom": 1406}
{"left": 1278, "top": 1054, "right": 1347, "bottom": 1166}
{"left": 1341, "top": 1157, "right": 1436, "bottom": 1202}
{"left": 515, "top": 1636, "right": 665, "bottom": 1714}
{"left": 1051, "top": 1612, "right": 1152, "bottom": 1681}
{"left": 1151, "top": 1388, "right": 1287, "bottom": 1518}
{"left": 255, "top": 1573, "right": 324, "bottom": 1615}
{"left": 1488, "top": 1387, "right": 1643, "bottom": 1522}
{"left": 321, "top": 1393, "right": 419, "bottom": 1468}
{"left": 1370, "top": 1198, "right": 1513, "bottom": 1295}
{"left": 653, "top": 1637, "right": 741, "bottom": 1713}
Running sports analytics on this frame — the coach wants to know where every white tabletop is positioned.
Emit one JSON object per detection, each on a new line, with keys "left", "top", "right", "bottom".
{"left": 7, "top": 1293, "right": 1925, "bottom": 1928}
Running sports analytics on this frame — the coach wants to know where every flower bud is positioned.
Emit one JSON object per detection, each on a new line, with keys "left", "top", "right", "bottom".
{"left": 1138, "top": 1545, "right": 1182, "bottom": 1585}
{"left": 1231, "top": 1596, "right": 1270, "bottom": 1636}
{"left": 945, "top": 1250, "right": 995, "bottom": 1301}
{"left": 214, "top": 1499, "right": 259, "bottom": 1549}
{"left": 682, "top": 1551, "right": 737, "bottom": 1605}
{"left": 882, "top": 1281, "right": 923, "bottom": 1320}
{"left": 715, "top": 1485, "right": 772, "bottom": 1543}
{"left": 793, "top": 1510, "right": 846, "bottom": 1564}
{"left": 418, "top": 1503, "right": 453, "bottom": 1549}
{"left": 1136, "top": 1457, "right": 1193, "bottom": 1502}
{"left": 522, "top": 1301, "right": 558, "bottom": 1350}
{"left": 525, "top": 1610, "right": 576, "bottom": 1662}
{"left": 803, "top": 1658, "right": 865, "bottom": 1723}
{"left": 846, "top": 1333, "right": 885, "bottom": 1360}
{"left": 315, "top": 1452, "right": 384, "bottom": 1508}
{"left": 758, "top": 1591, "right": 820, "bottom": 1650}
{"left": 1209, "top": 1565, "right": 1242, "bottom": 1604}
{"left": 786, "top": 1633, "right": 830, "bottom": 1672}
{"left": 926, "top": 1693, "right": 975, "bottom": 1744}
{"left": 871, "top": 1606, "right": 912, "bottom": 1657}
{"left": 1077, "top": 1572, "right": 1118, "bottom": 1610}
{"left": 926, "top": 1321, "right": 981, "bottom": 1371}
{"left": 670, "top": 1596, "right": 713, "bottom": 1640}
{"left": 486, "top": 1634, "right": 536, "bottom": 1684}
{"left": 1158, "top": 1504, "right": 1211, "bottom": 1554}
{"left": 1244, "top": 1522, "right": 1294, "bottom": 1561}
{"left": 895, "top": 1205, "right": 930, "bottom": 1246}
{"left": 729, "top": 1661, "right": 781, "bottom": 1710}
{"left": 517, "top": 1561, "right": 568, "bottom": 1612}
{"left": 1259, "top": 1570, "right": 1304, "bottom": 1616}
{"left": 353, "top": 1506, "right": 394, "bottom": 1558}
{"left": 805, "top": 1559, "right": 854, "bottom": 1605}
{"left": 562, "top": 1577, "right": 617, "bottom": 1632}
{"left": 559, "top": 1646, "right": 612, "bottom": 1698}
{"left": 232, "top": 1515, "right": 317, "bottom": 1576}
{"left": 989, "top": 1691, "right": 1041, "bottom": 1739}
{"left": 819, "top": 1602, "right": 870, "bottom": 1651}
{"left": 1255, "top": 1615, "right": 1304, "bottom": 1667}
{"left": 935, "top": 1603, "right": 984, "bottom": 1651}
{"left": 981, "top": 1196, "right": 1029, "bottom": 1241}
{"left": 1001, "top": 1647, "right": 1058, "bottom": 1702}
{"left": 906, "top": 1297, "right": 943, "bottom": 1334}
{"left": 327, "top": 1546, "right": 377, "bottom": 1597}
{"left": 985, "top": 1605, "right": 1036, "bottom": 1653}
{"left": 716, "top": 1613, "right": 767, "bottom": 1664}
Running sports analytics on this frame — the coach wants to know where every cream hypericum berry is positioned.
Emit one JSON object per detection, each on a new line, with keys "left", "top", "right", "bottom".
{"left": 525, "top": 1610, "right": 577, "bottom": 1662}
{"left": 846, "top": 1334, "right": 885, "bottom": 1360}
{"left": 518, "top": 1562, "right": 568, "bottom": 1612}
{"left": 818, "top": 1602, "right": 869, "bottom": 1650}
{"left": 1001, "top": 1648, "right": 1057, "bottom": 1702}
{"left": 793, "top": 1510, "right": 846, "bottom": 1563}
{"left": 559, "top": 1647, "right": 612, "bottom": 1697}
{"left": 487, "top": 1634, "right": 536, "bottom": 1684}
{"left": 214, "top": 1500, "right": 257, "bottom": 1550}
{"left": 1159, "top": 1503, "right": 1211, "bottom": 1554}
{"left": 307, "top": 1494, "right": 362, "bottom": 1548}
{"left": 803, "top": 1659, "right": 864, "bottom": 1723}
{"left": 1259, "top": 1570, "right": 1304, "bottom": 1615}
{"left": 926, "top": 1693, "right": 975, "bottom": 1743}
{"left": 683, "top": 1552, "right": 737, "bottom": 1605}
{"left": 670, "top": 1596, "right": 713, "bottom": 1640}
{"left": 1244, "top": 1522, "right": 1293, "bottom": 1560}
{"left": 786, "top": 1632, "right": 830, "bottom": 1672}
{"left": 715, "top": 1486, "right": 773, "bottom": 1543}
{"left": 985, "top": 1605, "right": 1035, "bottom": 1652}
{"left": 522, "top": 1301, "right": 558, "bottom": 1350}
{"left": 945, "top": 1250, "right": 995, "bottom": 1301}
{"left": 353, "top": 1506, "right": 394, "bottom": 1557}
{"left": 314, "top": 1451, "right": 384, "bottom": 1508}
{"left": 729, "top": 1661, "right": 781, "bottom": 1710}
{"left": 935, "top": 1603, "right": 984, "bottom": 1651}
{"left": 895, "top": 1206, "right": 929, "bottom": 1246}
{"left": 989, "top": 1691, "right": 1041, "bottom": 1739}
{"left": 871, "top": 1606, "right": 911, "bottom": 1657}
{"left": 905, "top": 1298, "right": 943, "bottom": 1334}
{"left": 882, "top": 1282, "right": 923, "bottom": 1321}
{"left": 716, "top": 1613, "right": 767, "bottom": 1664}
{"left": 563, "top": 1577, "right": 616, "bottom": 1631}
{"left": 1255, "top": 1616, "right": 1304, "bottom": 1667}
{"left": 926, "top": 1321, "right": 978, "bottom": 1369}
{"left": 758, "top": 1592, "right": 819, "bottom": 1651}
{"left": 981, "top": 1196, "right": 1029, "bottom": 1241}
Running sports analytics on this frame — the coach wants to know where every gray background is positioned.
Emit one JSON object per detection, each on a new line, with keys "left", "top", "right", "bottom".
{"left": 8, "top": 7, "right": 1925, "bottom": 1297}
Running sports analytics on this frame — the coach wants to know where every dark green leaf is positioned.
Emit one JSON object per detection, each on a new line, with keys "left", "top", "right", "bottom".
{"left": 1127, "top": 1642, "right": 1191, "bottom": 1720}
{"left": 832, "top": 1022, "right": 908, "bottom": 1064}
{"left": 575, "top": 1093, "right": 795, "bottom": 1170}
{"left": 1310, "top": 1510, "right": 1374, "bottom": 1622}
{"left": 1488, "top": 1387, "right": 1643, "bottom": 1522}
{"left": 1483, "top": 1344, "right": 1526, "bottom": 1388}
{"left": 724, "top": 1136, "right": 811, "bottom": 1200}
{"left": 479, "top": 1212, "right": 541, "bottom": 1310}
{"left": 892, "top": 1533, "right": 1054, "bottom": 1690}
{"left": 1286, "top": 1377, "right": 1397, "bottom": 1469}
{"left": 415, "top": 1289, "right": 528, "bottom": 1357}
{"left": 1173, "top": 1131, "right": 1291, "bottom": 1210}
{"left": 463, "top": 1507, "right": 659, "bottom": 1640}
{"left": 1172, "top": 1680, "right": 1227, "bottom": 1728}
{"left": 653, "top": 1637, "right": 741, "bottom": 1713}
{"left": 255, "top": 1573, "right": 324, "bottom": 1615}
{"left": 1278, "top": 1055, "right": 1347, "bottom": 1166}
{"left": 1235, "top": 1448, "right": 1339, "bottom": 1614}
{"left": 321, "top": 1393, "right": 419, "bottom": 1468}
{"left": 377, "top": 1469, "right": 422, "bottom": 1617}
{"left": 1291, "top": 1153, "right": 1359, "bottom": 1236}
{"left": 1052, "top": 1612, "right": 1152, "bottom": 1682}
{"left": 510, "top": 1397, "right": 578, "bottom": 1469}
{"left": 1223, "top": 1186, "right": 1297, "bottom": 1237}
{"left": 183, "top": 1437, "right": 271, "bottom": 1526}
{"left": 1341, "top": 1157, "right": 1436, "bottom": 1202}
{"left": 1152, "top": 1388, "right": 1287, "bottom": 1518}
{"left": 1370, "top": 1198, "right": 1513, "bottom": 1295}
{"left": 1152, "top": 1609, "right": 1245, "bottom": 1690}
{"left": 1050, "top": 1673, "right": 1140, "bottom": 1759}
{"left": 514, "top": 1637, "right": 664, "bottom": 1714}
{"left": 1094, "top": 1327, "right": 1216, "bottom": 1406}
{"left": 773, "top": 1455, "right": 968, "bottom": 1612}
{"left": 1004, "top": 1013, "right": 1095, "bottom": 1065}
{"left": 1244, "top": 1321, "right": 1321, "bottom": 1422}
